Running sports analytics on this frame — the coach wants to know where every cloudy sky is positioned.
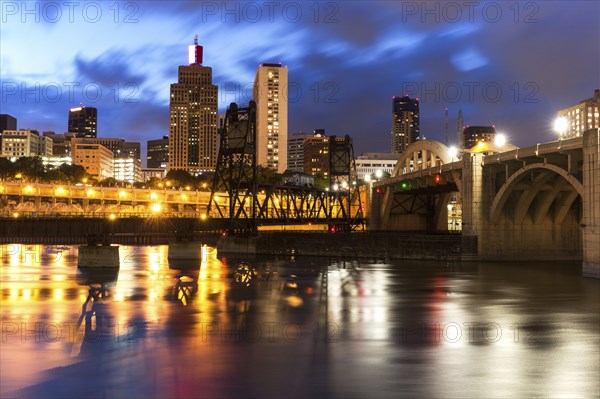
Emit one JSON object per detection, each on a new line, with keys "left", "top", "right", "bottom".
{"left": 1, "top": 1, "right": 599, "bottom": 160}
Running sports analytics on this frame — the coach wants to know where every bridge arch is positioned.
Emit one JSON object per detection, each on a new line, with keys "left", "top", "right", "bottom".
{"left": 489, "top": 163, "right": 583, "bottom": 225}
{"left": 390, "top": 140, "right": 453, "bottom": 178}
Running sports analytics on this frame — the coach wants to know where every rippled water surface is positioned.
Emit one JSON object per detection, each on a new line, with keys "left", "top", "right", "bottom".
{"left": 1, "top": 244, "right": 599, "bottom": 398}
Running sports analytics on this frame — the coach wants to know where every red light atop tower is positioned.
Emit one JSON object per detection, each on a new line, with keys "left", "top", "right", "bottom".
{"left": 188, "top": 35, "right": 203, "bottom": 65}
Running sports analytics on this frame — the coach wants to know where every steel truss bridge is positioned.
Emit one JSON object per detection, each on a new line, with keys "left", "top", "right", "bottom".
{"left": 1, "top": 103, "right": 365, "bottom": 232}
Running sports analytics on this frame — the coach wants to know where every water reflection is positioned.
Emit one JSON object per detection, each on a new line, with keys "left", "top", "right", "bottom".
{"left": 1, "top": 245, "right": 598, "bottom": 399}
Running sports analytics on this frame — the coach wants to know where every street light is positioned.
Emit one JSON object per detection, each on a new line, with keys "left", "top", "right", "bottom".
{"left": 554, "top": 117, "right": 568, "bottom": 138}
{"left": 448, "top": 146, "right": 458, "bottom": 159}
{"left": 494, "top": 133, "right": 507, "bottom": 147}
{"left": 364, "top": 174, "right": 371, "bottom": 183}
{"left": 375, "top": 169, "right": 383, "bottom": 179}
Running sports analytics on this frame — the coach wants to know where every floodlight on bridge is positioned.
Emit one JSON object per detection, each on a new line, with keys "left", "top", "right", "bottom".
{"left": 448, "top": 146, "right": 458, "bottom": 159}
{"left": 554, "top": 117, "right": 568, "bottom": 137}
{"left": 494, "top": 133, "right": 507, "bottom": 147}
{"left": 151, "top": 203, "right": 161, "bottom": 213}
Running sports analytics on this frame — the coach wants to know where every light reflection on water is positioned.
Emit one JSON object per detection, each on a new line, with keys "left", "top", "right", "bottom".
{"left": 1, "top": 244, "right": 598, "bottom": 399}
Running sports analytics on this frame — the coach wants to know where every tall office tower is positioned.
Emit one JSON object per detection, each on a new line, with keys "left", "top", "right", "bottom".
{"left": 457, "top": 109, "right": 464, "bottom": 148}
{"left": 462, "top": 126, "right": 496, "bottom": 149}
{"left": 253, "top": 63, "right": 288, "bottom": 172}
{"left": 556, "top": 89, "right": 600, "bottom": 138}
{"left": 68, "top": 106, "right": 97, "bottom": 138}
{"left": 391, "top": 96, "right": 420, "bottom": 154}
{"left": 147, "top": 136, "right": 169, "bottom": 168}
{"left": 168, "top": 37, "right": 218, "bottom": 173}
{"left": 0, "top": 114, "right": 17, "bottom": 153}
{"left": 287, "top": 131, "right": 310, "bottom": 172}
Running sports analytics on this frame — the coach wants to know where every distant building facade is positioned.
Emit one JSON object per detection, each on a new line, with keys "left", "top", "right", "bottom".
{"left": 557, "top": 89, "right": 600, "bottom": 139}
{"left": 0, "top": 114, "right": 17, "bottom": 153}
{"left": 303, "top": 129, "right": 330, "bottom": 177}
{"left": 253, "top": 63, "right": 288, "bottom": 172}
{"left": 282, "top": 171, "right": 315, "bottom": 187}
{"left": 462, "top": 126, "right": 496, "bottom": 150}
{"left": 114, "top": 158, "right": 142, "bottom": 184}
{"left": 147, "top": 136, "right": 169, "bottom": 168}
{"left": 142, "top": 168, "right": 167, "bottom": 182}
{"left": 391, "top": 96, "right": 420, "bottom": 154}
{"left": 1, "top": 129, "right": 52, "bottom": 158}
{"left": 287, "top": 131, "right": 310, "bottom": 173}
{"left": 41, "top": 156, "right": 72, "bottom": 169}
{"left": 68, "top": 106, "right": 97, "bottom": 138}
{"left": 71, "top": 138, "right": 113, "bottom": 179}
{"left": 43, "top": 132, "right": 76, "bottom": 157}
{"left": 355, "top": 152, "right": 400, "bottom": 180}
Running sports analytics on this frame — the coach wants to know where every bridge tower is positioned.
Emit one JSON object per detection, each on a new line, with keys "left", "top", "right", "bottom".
{"left": 329, "top": 135, "right": 364, "bottom": 230}
{"left": 208, "top": 102, "right": 258, "bottom": 233}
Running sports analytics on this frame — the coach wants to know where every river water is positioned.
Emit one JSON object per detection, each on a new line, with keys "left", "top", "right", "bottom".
{"left": 1, "top": 244, "right": 598, "bottom": 399}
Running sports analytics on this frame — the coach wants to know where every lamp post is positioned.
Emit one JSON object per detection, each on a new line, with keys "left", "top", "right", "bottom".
{"left": 554, "top": 117, "right": 568, "bottom": 139}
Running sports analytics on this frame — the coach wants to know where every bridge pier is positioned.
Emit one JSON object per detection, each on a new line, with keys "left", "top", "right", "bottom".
{"left": 461, "top": 153, "right": 486, "bottom": 258}
{"left": 582, "top": 129, "right": 600, "bottom": 278}
{"left": 168, "top": 242, "right": 204, "bottom": 261}
{"left": 78, "top": 245, "right": 120, "bottom": 268}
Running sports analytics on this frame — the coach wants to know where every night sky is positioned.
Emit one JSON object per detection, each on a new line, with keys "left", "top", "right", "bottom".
{"left": 1, "top": 1, "right": 599, "bottom": 160}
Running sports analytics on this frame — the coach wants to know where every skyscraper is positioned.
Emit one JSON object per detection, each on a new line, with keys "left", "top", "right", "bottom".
{"left": 253, "top": 63, "right": 288, "bottom": 173}
{"left": 68, "top": 106, "right": 97, "bottom": 138}
{"left": 168, "top": 37, "right": 218, "bottom": 173}
{"left": 391, "top": 96, "right": 419, "bottom": 154}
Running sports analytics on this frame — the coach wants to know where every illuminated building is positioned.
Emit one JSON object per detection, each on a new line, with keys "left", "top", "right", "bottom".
{"left": 142, "top": 168, "right": 167, "bottom": 182}
{"left": 68, "top": 106, "right": 97, "bottom": 138}
{"left": 462, "top": 126, "right": 496, "bottom": 150}
{"left": 253, "top": 63, "right": 288, "bottom": 172}
{"left": 557, "top": 89, "right": 600, "bottom": 138}
{"left": 355, "top": 153, "right": 400, "bottom": 180}
{"left": 114, "top": 158, "right": 142, "bottom": 184}
{"left": 391, "top": 96, "right": 419, "bottom": 154}
{"left": 71, "top": 138, "right": 113, "bottom": 179}
{"left": 168, "top": 37, "right": 218, "bottom": 173}
{"left": 303, "top": 129, "right": 330, "bottom": 177}
{"left": 41, "top": 156, "right": 72, "bottom": 168}
{"left": 1, "top": 129, "right": 52, "bottom": 158}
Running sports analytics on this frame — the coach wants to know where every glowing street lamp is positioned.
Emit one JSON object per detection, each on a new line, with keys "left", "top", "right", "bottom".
{"left": 364, "top": 174, "right": 371, "bottom": 183}
{"left": 448, "top": 146, "right": 458, "bottom": 159}
{"left": 554, "top": 117, "right": 568, "bottom": 138}
{"left": 494, "top": 133, "right": 507, "bottom": 147}
{"left": 151, "top": 203, "right": 161, "bottom": 213}
{"left": 375, "top": 169, "right": 383, "bottom": 179}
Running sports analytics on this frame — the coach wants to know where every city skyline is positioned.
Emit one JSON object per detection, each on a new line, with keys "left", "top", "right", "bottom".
{"left": 1, "top": 1, "right": 599, "bottom": 157}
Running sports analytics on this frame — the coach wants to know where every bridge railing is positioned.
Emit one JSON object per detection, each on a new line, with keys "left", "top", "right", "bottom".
{"left": 1, "top": 211, "right": 205, "bottom": 219}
